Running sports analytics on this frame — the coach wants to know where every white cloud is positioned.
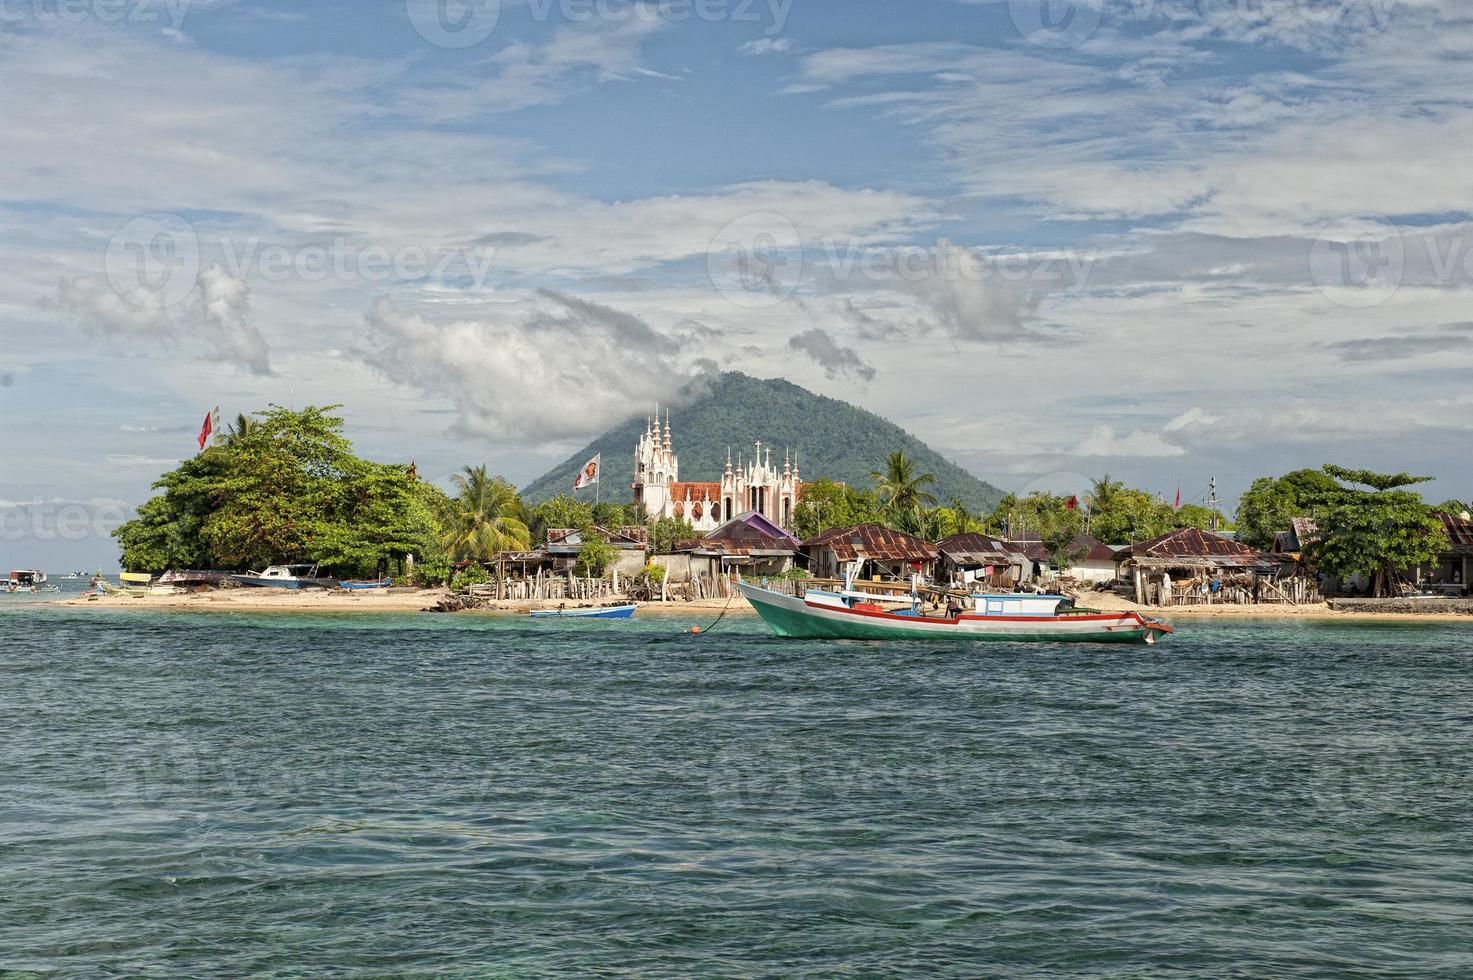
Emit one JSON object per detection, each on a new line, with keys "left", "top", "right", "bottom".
{"left": 1070, "top": 424, "right": 1185, "bottom": 458}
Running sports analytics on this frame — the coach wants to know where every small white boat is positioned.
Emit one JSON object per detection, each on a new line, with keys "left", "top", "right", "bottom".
{"left": 231, "top": 564, "right": 336, "bottom": 589}
{"left": 3, "top": 570, "right": 59, "bottom": 594}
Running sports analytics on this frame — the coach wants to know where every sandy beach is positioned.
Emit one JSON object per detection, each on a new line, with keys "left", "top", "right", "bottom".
{"left": 61, "top": 587, "right": 1473, "bottom": 621}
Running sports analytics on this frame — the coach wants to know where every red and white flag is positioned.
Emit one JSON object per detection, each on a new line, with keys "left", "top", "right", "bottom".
{"left": 196, "top": 409, "right": 214, "bottom": 450}
{"left": 1174, "top": 487, "right": 1181, "bottom": 511}
{"left": 573, "top": 453, "right": 601, "bottom": 490}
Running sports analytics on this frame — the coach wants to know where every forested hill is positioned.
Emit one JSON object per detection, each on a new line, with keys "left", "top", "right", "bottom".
{"left": 520, "top": 373, "right": 1005, "bottom": 510}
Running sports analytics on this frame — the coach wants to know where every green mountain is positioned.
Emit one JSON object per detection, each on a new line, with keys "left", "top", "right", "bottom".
{"left": 521, "top": 373, "right": 1004, "bottom": 511}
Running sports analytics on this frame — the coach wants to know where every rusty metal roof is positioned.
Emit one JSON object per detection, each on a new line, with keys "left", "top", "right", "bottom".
{"left": 935, "top": 533, "right": 1026, "bottom": 566}
{"left": 1129, "top": 527, "right": 1264, "bottom": 560}
{"left": 800, "top": 523, "right": 938, "bottom": 562}
{"left": 1442, "top": 512, "right": 1473, "bottom": 555}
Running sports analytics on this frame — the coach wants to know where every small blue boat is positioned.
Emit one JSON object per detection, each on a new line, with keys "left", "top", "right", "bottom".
{"left": 530, "top": 603, "right": 638, "bottom": 620}
{"left": 340, "top": 578, "right": 393, "bottom": 590}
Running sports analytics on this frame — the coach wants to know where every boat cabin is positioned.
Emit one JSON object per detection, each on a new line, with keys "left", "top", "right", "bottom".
{"left": 6, "top": 570, "right": 47, "bottom": 587}
{"left": 971, "top": 593, "right": 1070, "bottom": 616}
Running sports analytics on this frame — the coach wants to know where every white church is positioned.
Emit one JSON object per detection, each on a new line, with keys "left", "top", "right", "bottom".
{"left": 632, "top": 410, "right": 808, "bottom": 532}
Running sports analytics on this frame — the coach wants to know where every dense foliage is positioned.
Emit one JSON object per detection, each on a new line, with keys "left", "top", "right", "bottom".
{"left": 111, "top": 406, "right": 521, "bottom": 583}
{"left": 1306, "top": 466, "right": 1446, "bottom": 595}
{"left": 1234, "top": 468, "right": 1340, "bottom": 549}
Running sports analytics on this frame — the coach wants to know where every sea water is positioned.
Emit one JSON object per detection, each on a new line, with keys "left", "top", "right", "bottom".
{"left": 2, "top": 606, "right": 1471, "bottom": 976}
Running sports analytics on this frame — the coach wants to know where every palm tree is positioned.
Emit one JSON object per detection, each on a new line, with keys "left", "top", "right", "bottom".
{"left": 870, "top": 450, "right": 937, "bottom": 519}
{"left": 443, "top": 465, "right": 532, "bottom": 560}
{"left": 949, "top": 497, "right": 980, "bottom": 535}
{"left": 224, "top": 412, "right": 256, "bottom": 446}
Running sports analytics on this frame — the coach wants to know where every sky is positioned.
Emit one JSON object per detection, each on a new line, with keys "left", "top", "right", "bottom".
{"left": 2, "top": 0, "right": 1471, "bottom": 570}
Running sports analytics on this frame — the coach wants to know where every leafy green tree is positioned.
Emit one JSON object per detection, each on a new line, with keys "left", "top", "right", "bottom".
{"left": 442, "top": 465, "right": 530, "bottom": 561}
{"left": 1089, "top": 489, "right": 1171, "bottom": 544}
{"left": 530, "top": 494, "right": 595, "bottom": 542}
{"left": 1308, "top": 466, "right": 1446, "bottom": 596}
{"left": 647, "top": 516, "right": 696, "bottom": 553}
{"left": 200, "top": 405, "right": 356, "bottom": 567}
{"left": 113, "top": 404, "right": 452, "bottom": 576}
{"left": 223, "top": 412, "right": 256, "bottom": 446}
{"left": 316, "top": 462, "right": 450, "bottom": 577}
{"left": 1042, "top": 506, "right": 1090, "bottom": 568}
{"left": 1171, "top": 503, "right": 1228, "bottom": 532}
{"left": 592, "top": 501, "right": 638, "bottom": 529}
{"left": 792, "top": 479, "right": 883, "bottom": 538}
{"left": 575, "top": 537, "right": 618, "bottom": 577}
{"left": 1436, "top": 499, "right": 1471, "bottom": 515}
{"left": 1234, "top": 468, "right": 1341, "bottom": 549}
{"left": 1086, "top": 475, "right": 1123, "bottom": 521}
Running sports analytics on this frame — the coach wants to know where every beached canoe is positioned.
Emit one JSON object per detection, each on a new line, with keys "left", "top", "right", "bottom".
{"left": 529, "top": 604, "right": 638, "bottom": 620}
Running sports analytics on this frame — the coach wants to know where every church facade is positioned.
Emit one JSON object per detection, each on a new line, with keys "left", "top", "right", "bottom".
{"left": 632, "top": 411, "right": 806, "bottom": 531}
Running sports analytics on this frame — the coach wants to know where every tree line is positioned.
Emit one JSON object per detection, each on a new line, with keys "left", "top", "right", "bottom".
{"left": 114, "top": 408, "right": 1462, "bottom": 592}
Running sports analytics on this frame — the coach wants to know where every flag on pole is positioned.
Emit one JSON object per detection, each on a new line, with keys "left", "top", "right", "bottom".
{"left": 196, "top": 409, "right": 214, "bottom": 450}
{"left": 1174, "top": 487, "right": 1181, "bottom": 511}
{"left": 1066, "top": 495, "right": 1078, "bottom": 510}
{"left": 211, "top": 405, "right": 220, "bottom": 444}
{"left": 573, "top": 454, "right": 601, "bottom": 491}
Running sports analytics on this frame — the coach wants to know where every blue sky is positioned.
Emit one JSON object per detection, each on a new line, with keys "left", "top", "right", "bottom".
{"left": 3, "top": 0, "right": 1471, "bottom": 569}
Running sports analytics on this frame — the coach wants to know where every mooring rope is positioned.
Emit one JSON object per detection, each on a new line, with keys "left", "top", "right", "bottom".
{"left": 687, "top": 579, "right": 739, "bottom": 635}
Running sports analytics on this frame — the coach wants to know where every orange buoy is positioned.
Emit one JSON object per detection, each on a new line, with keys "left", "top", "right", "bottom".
{"left": 689, "top": 626, "right": 702, "bottom": 634}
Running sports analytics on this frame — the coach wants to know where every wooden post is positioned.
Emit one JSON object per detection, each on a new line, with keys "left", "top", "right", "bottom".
{"left": 1133, "top": 566, "right": 1144, "bottom": 605}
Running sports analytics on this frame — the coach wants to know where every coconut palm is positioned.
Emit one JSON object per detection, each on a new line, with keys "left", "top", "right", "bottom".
{"left": 224, "top": 412, "right": 256, "bottom": 446}
{"left": 870, "top": 450, "right": 937, "bottom": 519}
{"left": 443, "top": 465, "right": 532, "bottom": 560}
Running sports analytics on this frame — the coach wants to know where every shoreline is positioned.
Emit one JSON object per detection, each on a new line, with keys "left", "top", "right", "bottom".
{"left": 51, "top": 589, "right": 1473, "bottom": 622}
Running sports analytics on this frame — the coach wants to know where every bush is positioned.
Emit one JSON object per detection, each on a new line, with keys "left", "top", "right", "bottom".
{"left": 451, "top": 563, "right": 491, "bottom": 591}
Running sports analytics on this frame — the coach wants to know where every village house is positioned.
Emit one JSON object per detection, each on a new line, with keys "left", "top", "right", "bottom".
{"left": 654, "top": 510, "right": 801, "bottom": 583}
{"left": 631, "top": 410, "right": 809, "bottom": 531}
{"left": 545, "top": 526, "right": 649, "bottom": 579}
{"left": 1119, "top": 527, "right": 1313, "bottom": 606}
{"left": 934, "top": 532, "right": 1029, "bottom": 588}
{"left": 1013, "top": 532, "right": 1122, "bottom": 585}
{"left": 1429, "top": 511, "right": 1473, "bottom": 596}
{"left": 800, "top": 523, "right": 938, "bottom": 582}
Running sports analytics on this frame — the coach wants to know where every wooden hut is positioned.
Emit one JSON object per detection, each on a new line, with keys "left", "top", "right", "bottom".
{"left": 1120, "top": 528, "right": 1313, "bottom": 606}
{"left": 800, "top": 524, "right": 938, "bottom": 582}
{"left": 935, "top": 533, "right": 1029, "bottom": 588}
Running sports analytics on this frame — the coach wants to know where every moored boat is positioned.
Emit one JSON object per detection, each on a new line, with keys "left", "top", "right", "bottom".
{"left": 738, "top": 581, "right": 1173, "bottom": 644}
{"left": 231, "top": 564, "right": 336, "bottom": 589}
{"left": 4, "top": 570, "right": 59, "bottom": 594}
{"left": 530, "top": 603, "right": 638, "bottom": 620}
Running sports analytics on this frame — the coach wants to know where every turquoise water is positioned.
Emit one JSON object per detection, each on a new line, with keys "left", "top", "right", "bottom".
{"left": 3, "top": 606, "right": 1471, "bottom": 977}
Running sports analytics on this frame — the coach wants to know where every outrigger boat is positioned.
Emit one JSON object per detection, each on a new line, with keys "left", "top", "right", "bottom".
{"left": 530, "top": 603, "right": 639, "bottom": 620}
{"left": 738, "top": 580, "right": 1173, "bottom": 645}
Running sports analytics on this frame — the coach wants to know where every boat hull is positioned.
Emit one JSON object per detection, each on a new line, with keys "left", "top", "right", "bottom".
{"left": 530, "top": 604, "right": 638, "bottom": 619}
{"left": 339, "top": 579, "right": 392, "bottom": 590}
{"left": 739, "top": 583, "right": 1169, "bottom": 644}
{"left": 231, "top": 576, "right": 333, "bottom": 589}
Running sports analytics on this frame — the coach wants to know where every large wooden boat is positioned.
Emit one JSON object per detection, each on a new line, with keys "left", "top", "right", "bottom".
{"left": 738, "top": 581, "right": 1173, "bottom": 644}
{"left": 231, "top": 564, "right": 336, "bottom": 589}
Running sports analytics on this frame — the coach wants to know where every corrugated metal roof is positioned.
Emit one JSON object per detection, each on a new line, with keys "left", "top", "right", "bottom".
{"left": 1442, "top": 512, "right": 1473, "bottom": 555}
{"left": 1130, "top": 527, "right": 1265, "bottom": 560}
{"left": 935, "top": 533, "right": 1025, "bottom": 565}
{"left": 800, "top": 523, "right": 938, "bottom": 562}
